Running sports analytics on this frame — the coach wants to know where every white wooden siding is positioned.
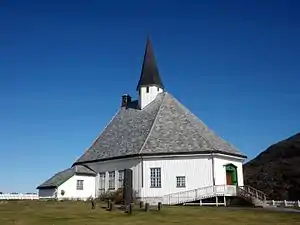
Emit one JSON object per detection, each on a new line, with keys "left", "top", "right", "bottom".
{"left": 75, "top": 153, "right": 245, "bottom": 201}
{"left": 141, "top": 156, "right": 214, "bottom": 198}
{"left": 57, "top": 174, "right": 96, "bottom": 200}
{"left": 85, "top": 158, "right": 142, "bottom": 197}
{"left": 213, "top": 155, "right": 244, "bottom": 186}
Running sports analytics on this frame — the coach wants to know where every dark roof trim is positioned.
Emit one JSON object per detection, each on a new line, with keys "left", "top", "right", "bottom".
{"left": 74, "top": 172, "right": 96, "bottom": 176}
{"left": 37, "top": 185, "right": 57, "bottom": 189}
{"left": 73, "top": 150, "right": 247, "bottom": 166}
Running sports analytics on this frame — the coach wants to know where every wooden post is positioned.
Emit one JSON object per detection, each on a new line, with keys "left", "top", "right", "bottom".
{"left": 128, "top": 203, "right": 133, "bottom": 215}
{"left": 199, "top": 199, "right": 202, "bottom": 206}
{"left": 111, "top": 201, "right": 114, "bottom": 210}
{"left": 158, "top": 202, "right": 162, "bottom": 211}
{"left": 107, "top": 200, "right": 113, "bottom": 211}
{"left": 140, "top": 201, "right": 144, "bottom": 208}
{"left": 216, "top": 196, "right": 218, "bottom": 207}
{"left": 224, "top": 196, "right": 226, "bottom": 207}
{"left": 284, "top": 200, "right": 287, "bottom": 207}
{"left": 91, "top": 199, "right": 95, "bottom": 209}
{"left": 297, "top": 200, "right": 300, "bottom": 208}
{"left": 145, "top": 203, "right": 149, "bottom": 212}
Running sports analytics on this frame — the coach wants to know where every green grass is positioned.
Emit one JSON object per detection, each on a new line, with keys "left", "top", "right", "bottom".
{"left": 0, "top": 200, "right": 300, "bottom": 225}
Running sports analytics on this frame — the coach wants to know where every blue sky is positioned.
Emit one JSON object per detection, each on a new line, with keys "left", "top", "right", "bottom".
{"left": 1, "top": 0, "right": 300, "bottom": 193}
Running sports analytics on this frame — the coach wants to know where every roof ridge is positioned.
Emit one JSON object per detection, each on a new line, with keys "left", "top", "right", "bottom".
{"left": 138, "top": 92, "right": 166, "bottom": 154}
{"left": 73, "top": 108, "right": 121, "bottom": 165}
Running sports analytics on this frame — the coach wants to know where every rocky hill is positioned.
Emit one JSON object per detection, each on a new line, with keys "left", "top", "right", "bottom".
{"left": 243, "top": 133, "right": 300, "bottom": 200}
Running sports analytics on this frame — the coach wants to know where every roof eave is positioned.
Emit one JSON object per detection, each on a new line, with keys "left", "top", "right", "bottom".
{"left": 74, "top": 172, "right": 96, "bottom": 176}
{"left": 73, "top": 150, "right": 247, "bottom": 165}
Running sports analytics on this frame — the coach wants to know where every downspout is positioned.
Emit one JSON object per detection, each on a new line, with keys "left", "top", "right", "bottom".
{"left": 140, "top": 155, "right": 144, "bottom": 199}
{"left": 140, "top": 156, "right": 144, "bottom": 188}
{"left": 211, "top": 152, "right": 215, "bottom": 186}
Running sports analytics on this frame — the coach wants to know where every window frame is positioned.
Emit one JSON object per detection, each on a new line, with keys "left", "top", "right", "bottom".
{"left": 99, "top": 172, "right": 106, "bottom": 194}
{"left": 118, "top": 170, "right": 124, "bottom": 188}
{"left": 176, "top": 176, "right": 186, "bottom": 188}
{"left": 108, "top": 171, "right": 116, "bottom": 190}
{"left": 150, "top": 167, "right": 161, "bottom": 188}
{"left": 76, "top": 179, "right": 84, "bottom": 190}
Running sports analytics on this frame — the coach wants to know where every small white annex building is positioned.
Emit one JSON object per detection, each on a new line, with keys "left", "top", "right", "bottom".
{"left": 37, "top": 38, "right": 251, "bottom": 205}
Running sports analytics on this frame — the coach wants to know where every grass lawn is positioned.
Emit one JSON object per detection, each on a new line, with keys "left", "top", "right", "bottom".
{"left": 0, "top": 200, "right": 300, "bottom": 225}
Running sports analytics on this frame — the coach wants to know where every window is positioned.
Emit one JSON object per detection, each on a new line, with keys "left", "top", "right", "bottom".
{"left": 150, "top": 168, "right": 161, "bottom": 188}
{"left": 76, "top": 180, "right": 84, "bottom": 190}
{"left": 176, "top": 176, "right": 186, "bottom": 188}
{"left": 118, "top": 170, "right": 124, "bottom": 188}
{"left": 99, "top": 172, "right": 106, "bottom": 194}
{"left": 146, "top": 86, "right": 149, "bottom": 93}
{"left": 108, "top": 171, "right": 115, "bottom": 190}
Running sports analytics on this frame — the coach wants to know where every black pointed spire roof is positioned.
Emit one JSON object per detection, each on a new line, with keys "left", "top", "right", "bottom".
{"left": 136, "top": 37, "right": 164, "bottom": 91}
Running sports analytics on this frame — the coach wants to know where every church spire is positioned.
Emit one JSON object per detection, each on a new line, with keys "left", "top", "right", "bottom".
{"left": 137, "top": 37, "right": 164, "bottom": 110}
{"left": 136, "top": 37, "right": 164, "bottom": 91}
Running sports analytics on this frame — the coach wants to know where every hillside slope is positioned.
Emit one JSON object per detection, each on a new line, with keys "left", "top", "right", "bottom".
{"left": 243, "top": 133, "right": 300, "bottom": 200}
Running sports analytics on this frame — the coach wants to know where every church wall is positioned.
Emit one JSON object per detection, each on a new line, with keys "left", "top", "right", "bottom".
{"left": 56, "top": 174, "right": 96, "bottom": 200}
{"left": 84, "top": 158, "right": 142, "bottom": 197}
{"left": 141, "top": 155, "right": 213, "bottom": 201}
{"left": 38, "top": 188, "right": 56, "bottom": 199}
{"left": 213, "top": 154, "right": 245, "bottom": 186}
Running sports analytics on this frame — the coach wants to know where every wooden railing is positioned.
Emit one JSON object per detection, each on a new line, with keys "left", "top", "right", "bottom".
{"left": 162, "top": 185, "right": 237, "bottom": 205}
{"left": 237, "top": 185, "right": 267, "bottom": 202}
{"left": 266, "top": 200, "right": 300, "bottom": 208}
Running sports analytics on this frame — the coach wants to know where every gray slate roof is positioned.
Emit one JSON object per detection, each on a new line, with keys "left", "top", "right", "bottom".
{"left": 37, "top": 165, "right": 95, "bottom": 189}
{"left": 74, "top": 92, "right": 246, "bottom": 164}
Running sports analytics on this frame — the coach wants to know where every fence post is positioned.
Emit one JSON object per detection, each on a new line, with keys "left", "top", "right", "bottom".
{"left": 298, "top": 200, "right": 300, "bottom": 208}
{"left": 284, "top": 200, "right": 287, "bottom": 207}
{"left": 272, "top": 200, "right": 275, "bottom": 206}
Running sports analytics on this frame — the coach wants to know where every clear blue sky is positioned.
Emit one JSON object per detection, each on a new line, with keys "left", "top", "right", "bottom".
{"left": 1, "top": 0, "right": 300, "bottom": 193}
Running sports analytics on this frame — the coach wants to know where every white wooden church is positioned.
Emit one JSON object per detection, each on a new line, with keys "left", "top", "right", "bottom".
{"left": 37, "top": 38, "right": 253, "bottom": 205}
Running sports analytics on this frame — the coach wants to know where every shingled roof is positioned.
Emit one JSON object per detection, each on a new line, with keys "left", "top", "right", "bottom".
{"left": 136, "top": 37, "right": 164, "bottom": 90}
{"left": 74, "top": 92, "right": 246, "bottom": 164}
{"left": 37, "top": 165, "right": 95, "bottom": 189}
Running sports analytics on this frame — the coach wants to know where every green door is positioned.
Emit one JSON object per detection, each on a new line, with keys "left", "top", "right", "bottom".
{"left": 225, "top": 164, "right": 238, "bottom": 186}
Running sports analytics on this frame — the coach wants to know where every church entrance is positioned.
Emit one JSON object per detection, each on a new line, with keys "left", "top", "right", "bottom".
{"left": 225, "top": 164, "right": 238, "bottom": 185}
